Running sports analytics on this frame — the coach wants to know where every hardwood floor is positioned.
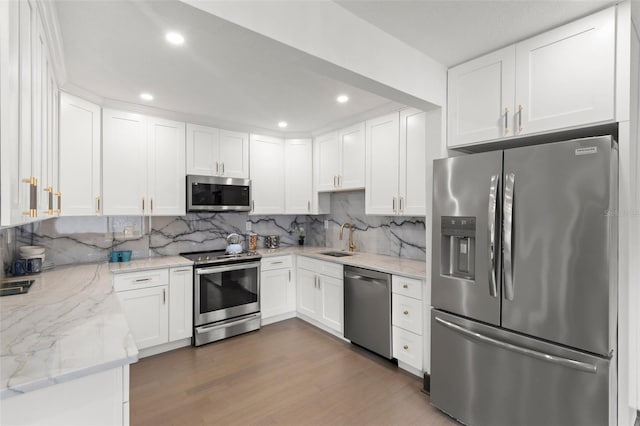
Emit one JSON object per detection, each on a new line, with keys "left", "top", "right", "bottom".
{"left": 130, "top": 318, "right": 457, "bottom": 426}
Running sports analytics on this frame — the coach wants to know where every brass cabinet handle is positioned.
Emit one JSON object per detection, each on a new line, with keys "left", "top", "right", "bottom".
{"left": 142, "top": 197, "right": 145, "bottom": 213}
{"left": 22, "top": 177, "right": 38, "bottom": 217}
{"left": 216, "top": 161, "right": 219, "bottom": 174}
{"left": 333, "top": 175, "right": 337, "bottom": 187}
{"left": 288, "top": 270, "right": 291, "bottom": 282}
{"left": 403, "top": 310, "right": 409, "bottom": 315}
{"left": 504, "top": 107, "right": 510, "bottom": 135}
{"left": 43, "top": 186, "right": 53, "bottom": 215}
{"left": 96, "top": 196, "right": 101, "bottom": 214}
{"left": 55, "top": 192, "right": 61, "bottom": 215}
{"left": 402, "top": 284, "right": 408, "bottom": 289}
{"left": 392, "top": 197, "right": 397, "bottom": 213}
{"left": 399, "top": 196, "right": 404, "bottom": 213}
{"left": 518, "top": 104, "right": 523, "bottom": 132}
{"left": 221, "top": 162, "right": 225, "bottom": 175}
{"left": 163, "top": 288, "right": 166, "bottom": 304}
{"left": 403, "top": 345, "right": 409, "bottom": 350}
{"left": 307, "top": 201, "right": 311, "bottom": 212}
{"left": 338, "top": 175, "right": 341, "bottom": 187}
{"left": 150, "top": 198, "right": 154, "bottom": 214}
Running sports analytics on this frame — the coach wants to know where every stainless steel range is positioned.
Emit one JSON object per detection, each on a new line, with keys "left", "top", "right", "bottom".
{"left": 181, "top": 250, "right": 262, "bottom": 346}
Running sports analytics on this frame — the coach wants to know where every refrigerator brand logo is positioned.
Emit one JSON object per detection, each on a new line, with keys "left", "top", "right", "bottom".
{"left": 575, "top": 146, "right": 598, "bottom": 156}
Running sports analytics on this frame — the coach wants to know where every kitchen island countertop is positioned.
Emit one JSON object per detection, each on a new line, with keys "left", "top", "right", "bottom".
{"left": 0, "top": 263, "right": 138, "bottom": 399}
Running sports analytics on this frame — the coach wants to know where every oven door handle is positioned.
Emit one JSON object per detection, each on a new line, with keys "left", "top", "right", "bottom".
{"left": 195, "top": 314, "right": 261, "bottom": 333}
{"left": 196, "top": 262, "right": 262, "bottom": 275}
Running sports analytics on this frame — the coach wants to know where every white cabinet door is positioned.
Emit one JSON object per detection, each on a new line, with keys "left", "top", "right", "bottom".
{"left": 261, "top": 268, "right": 294, "bottom": 319}
{"left": 338, "top": 122, "right": 365, "bottom": 189}
{"left": 249, "top": 134, "right": 284, "bottom": 214}
{"left": 169, "top": 267, "right": 193, "bottom": 342}
{"left": 296, "top": 268, "right": 319, "bottom": 319}
{"left": 59, "top": 93, "right": 101, "bottom": 216}
{"left": 186, "top": 123, "right": 219, "bottom": 176}
{"left": 448, "top": 46, "right": 515, "bottom": 148}
{"left": 314, "top": 131, "right": 339, "bottom": 191}
{"left": 515, "top": 7, "right": 615, "bottom": 136}
{"left": 284, "top": 139, "right": 312, "bottom": 214}
{"left": 366, "top": 112, "right": 400, "bottom": 215}
{"left": 318, "top": 275, "right": 343, "bottom": 333}
{"left": 219, "top": 129, "right": 249, "bottom": 178}
{"left": 117, "top": 286, "right": 169, "bottom": 350}
{"left": 31, "top": 12, "right": 46, "bottom": 220}
{"left": 102, "top": 109, "right": 147, "bottom": 215}
{"left": 147, "top": 117, "right": 185, "bottom": 216}
{"left": 399, "top": 108, "right": 426, "bottom": 216}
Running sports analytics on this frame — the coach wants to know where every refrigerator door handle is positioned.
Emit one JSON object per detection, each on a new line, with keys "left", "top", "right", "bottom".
{"left": 488, "top": 174, "right": 499, "bottom": 297}
{"left": 434, "top": 316, "right": 598, "bottom": 374}
{"left": 503, "top": 172, "right": 515, "bottom": 300}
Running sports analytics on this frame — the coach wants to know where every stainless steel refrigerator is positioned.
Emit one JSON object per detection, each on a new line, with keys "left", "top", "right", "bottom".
{"left": 430, "top": 136, "right": 618, "bottom": 426}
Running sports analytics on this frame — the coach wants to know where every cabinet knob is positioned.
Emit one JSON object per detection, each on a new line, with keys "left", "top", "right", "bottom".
{"left": 403, "top": 345, "right": 409, "bottom": 350}
{"left": 402, "top": 284, "right": 408, "bottom": 289}
{"left": 403, "top": 310, "right": 409, "bottom": 315}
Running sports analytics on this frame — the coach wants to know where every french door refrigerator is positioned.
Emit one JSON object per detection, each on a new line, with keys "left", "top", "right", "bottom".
{"left": 431, "top": 136, "right": 617, "bottom": 426}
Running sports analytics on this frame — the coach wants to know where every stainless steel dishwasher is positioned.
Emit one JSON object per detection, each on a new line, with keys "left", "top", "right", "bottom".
{"left": 344, "top": 266, "right": 392, "bottom": 359}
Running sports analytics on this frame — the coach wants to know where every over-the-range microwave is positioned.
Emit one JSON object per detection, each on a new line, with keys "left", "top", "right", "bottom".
{"left": 186, "top": 175, "right": 251, "bottom": 212}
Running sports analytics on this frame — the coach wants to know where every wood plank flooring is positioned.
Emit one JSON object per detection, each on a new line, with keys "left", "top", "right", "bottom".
{"left": 130, "top": 318, "right": 457, "bottom": 426}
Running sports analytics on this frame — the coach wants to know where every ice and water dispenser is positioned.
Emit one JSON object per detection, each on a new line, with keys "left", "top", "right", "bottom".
{"left": 440, "top": 216, "right": 476, "bottom": 280}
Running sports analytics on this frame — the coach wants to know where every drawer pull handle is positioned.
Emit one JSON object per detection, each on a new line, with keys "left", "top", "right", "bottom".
{"left": 135, "top": 278, "right": 151, "bottom": 282}
{"left": 403, "top": 310, "right": 409, "bottom": 315}
{"left": 403, "top": 345, "right": 409, "bottom": 350}
{"left": 402, "top": 284, "right": 408, "bottom": 289}
{"left": 270, "top": 261, "right": 284, "bottom": 265}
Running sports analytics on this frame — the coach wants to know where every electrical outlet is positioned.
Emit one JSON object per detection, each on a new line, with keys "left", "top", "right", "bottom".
{"left": 245, "top": 221, "right": 252, "bottom": 231}
{"left": 324, "top": 220, "right": 329, "bottom": 229}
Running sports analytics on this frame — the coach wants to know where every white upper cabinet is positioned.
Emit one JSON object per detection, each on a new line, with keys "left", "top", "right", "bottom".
{"left": 514, "top": 7, "right": 615, "bottom": 135}
{"left": 399, "top": 108, "right": 427, "bottom": 216}
{"left": 338, "top": 122, "right": 365, "bottom": 190}
{"left": 147, "top": 118, "right": 186, "bottom": 216}
{"left": 448, "top": 47, "right": 515, "bottom": 148}
{"left": 366, "top": 112, "right": 400, "bottom": 215}
{"left": 1, "top": 0, "right": 60, "bottom": 226}
{"left": 249, "top": 134, "right": 285, "bottom": 214}
{"left": 447, "top": 6, "right": 615, "bottom": 148}
{"left": 284, "top": 139, "right": 313, "bottom": 214}
{"left": 314, "top": 122, "right": 365, "bottom": 192}
{"left": 186, "top": 124, "right": 249, "bottom": 178}
{"left": 59, "top": 93, "right": 101, "bottom": 216}
{"left": 218, "top": 129, "right": 249, "bottom": 178}
{"left": 314, "top": 131, "right": 339, "bottom": 191}
{"left": 102, "top": 109, "right": 148, "bottom": 215}
{"left": 103, "top": 110, "right": 185, "bottom": 216}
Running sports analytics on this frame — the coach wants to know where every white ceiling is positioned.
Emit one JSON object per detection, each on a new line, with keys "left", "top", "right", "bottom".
{"left": 56, "top": 0, "right": 628, "bottom": 134}
{"left": 54, "top": 0, "right": 399, "bottom": 135}
{"left": 337, "top": 0, "right": 619, "bottom": 68}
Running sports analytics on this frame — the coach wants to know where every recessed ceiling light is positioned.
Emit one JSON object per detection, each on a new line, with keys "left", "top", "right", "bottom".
{"left": 337, "top": 95, "right": 349, "bottom": 103}
{"left": 165, "top": 32, "right": 185, "bottom": 45}
{"left": 278, "top": 121, "right": 288, "bottom": 128}
{"left": 140, "top": 93, "right": 154, "bottom": 101}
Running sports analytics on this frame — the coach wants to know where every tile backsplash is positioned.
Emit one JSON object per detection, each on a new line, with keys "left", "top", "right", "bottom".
{"left": 3, "top": 191, "right": 426, "bottom": 272}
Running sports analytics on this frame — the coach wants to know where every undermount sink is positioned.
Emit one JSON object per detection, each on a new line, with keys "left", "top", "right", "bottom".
{"left": 320, "top": 251, "right": 354, "bottom": 257}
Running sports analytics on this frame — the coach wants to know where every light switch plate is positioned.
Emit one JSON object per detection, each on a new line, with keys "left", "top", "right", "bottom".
{"left": 245, "top": 221, "right": 252, "bottom": 231}
{"left": 324, "top": 220, "right": 329, "bottom": 229}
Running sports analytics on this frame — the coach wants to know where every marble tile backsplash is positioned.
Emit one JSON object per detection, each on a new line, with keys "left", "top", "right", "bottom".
{"left": 3, "top": 190, "right": 426, "bottom": 271}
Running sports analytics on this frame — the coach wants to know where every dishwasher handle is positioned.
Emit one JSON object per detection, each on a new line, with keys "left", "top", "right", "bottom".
{"left": 345, "top": 272, "right": 385, "bottom": 284}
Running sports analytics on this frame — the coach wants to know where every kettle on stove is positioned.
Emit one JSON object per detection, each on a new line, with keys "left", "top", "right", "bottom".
{"left": 225, "top": 233, "right": 244, "bottom": 254}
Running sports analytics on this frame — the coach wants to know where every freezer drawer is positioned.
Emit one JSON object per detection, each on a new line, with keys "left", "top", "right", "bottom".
{"left": 431, "top": 309, "right": 611, "bottom": 426}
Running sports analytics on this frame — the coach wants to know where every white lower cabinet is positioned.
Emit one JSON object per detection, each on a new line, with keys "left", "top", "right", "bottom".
{"left": 260, "top": 255, "right": 295, "bottom": 323}
{"left": 296, "top": 257, "right": 343, "bottom": 335}
{"left": 114, "top": 266, "right": 193, "bottom": 353}
{"left": 391, "top": 274, "right": 425, "bottom": 374}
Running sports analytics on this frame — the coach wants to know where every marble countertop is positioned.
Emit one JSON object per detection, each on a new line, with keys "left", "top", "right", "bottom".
{"left": 0, "top": 263, "right": 138, "bottom": 400}
{"left": 257, "top": 246, "right": 427, "bottom": 280}
{"left": 109, "top": 255, "right": 193, "bottom": 274}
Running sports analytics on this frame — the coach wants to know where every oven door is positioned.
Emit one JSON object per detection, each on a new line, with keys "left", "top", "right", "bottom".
{"left": 194, "top": 261, "right": 260, "bottom": 326}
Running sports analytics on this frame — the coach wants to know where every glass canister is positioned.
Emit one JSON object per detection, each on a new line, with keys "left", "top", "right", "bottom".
{"left": 248, "top": 233, "right": 258, "bottom": 251}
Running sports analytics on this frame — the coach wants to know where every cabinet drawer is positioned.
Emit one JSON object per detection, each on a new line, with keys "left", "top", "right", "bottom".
{"left": 392, "top": 275, "right": 423, "bottom": 300}
{"left": 393, "top": 326, "right": 423, "bottom": 370}
{"left": 113, "top": 268, "right": 169, "bottom": 292}
{"left": 297, "top": 256, "right": 343, "bottom": 279}
{"left": 261, "top": 255, "right": 293, "bottom": 271}
{"left": 392, "top": 294, "right": 423, "bottom": 335}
